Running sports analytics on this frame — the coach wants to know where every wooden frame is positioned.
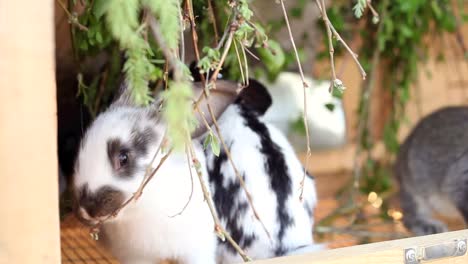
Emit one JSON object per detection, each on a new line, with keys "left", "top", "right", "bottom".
{"left": 0, "top": 0, "right": 61, "bottom": 263}
{"left": 253, "top": 230, "right": 468, "bottom": 264}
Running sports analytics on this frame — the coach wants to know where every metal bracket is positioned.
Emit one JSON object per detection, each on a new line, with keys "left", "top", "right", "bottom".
{"left": 405, "top": 238, "right": 467, "bottom": 264}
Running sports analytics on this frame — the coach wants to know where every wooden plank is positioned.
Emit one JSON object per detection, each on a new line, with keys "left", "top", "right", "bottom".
{"left": 0, "top": 0, "right": 60, "bottom": 263}
{"left": 252, "top": 230, "right": 468, "bottom": 264}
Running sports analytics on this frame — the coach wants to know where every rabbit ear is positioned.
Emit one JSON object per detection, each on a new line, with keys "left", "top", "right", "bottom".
{"left": 191, "top": 80, "right": 239, "bottom": 138}
{"left": 236, "top": 79, "right": 272, "bottom": 115}
{"left": 110, "top": 78, "right": 139, "bottom": 108}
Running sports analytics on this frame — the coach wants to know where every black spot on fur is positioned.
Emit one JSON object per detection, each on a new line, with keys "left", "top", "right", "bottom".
{"left": 235, "top": 79, "right": 272, "bottom": 116}
{"left": 76, "top": 184, "right": 124, "bottom": 224}
{"left": 107, "top": 138, "right": 136, "bottom": 178}
{"left": 131, "top": 126, "right": 155, "bottom": 156}
{"left": 208, "top": 151, "right": 256, "bottom": 253}
{"left": 237, "top": 103, "right": 293, "bottom": 252}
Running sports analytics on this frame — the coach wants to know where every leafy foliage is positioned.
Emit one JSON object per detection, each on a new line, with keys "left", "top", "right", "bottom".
{"left": 318, "top": 0, "right": 464, "bottom": 215}
{"left": 68, "top": 0, "right": 292, "bottom": 150}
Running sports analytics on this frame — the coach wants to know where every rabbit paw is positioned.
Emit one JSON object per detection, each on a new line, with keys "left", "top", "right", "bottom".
{"left": 407, "top": 218, "right": 448, "bottom": 236}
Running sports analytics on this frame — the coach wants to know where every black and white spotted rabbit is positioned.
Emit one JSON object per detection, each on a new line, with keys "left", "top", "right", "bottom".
{"left": 72, "top": 80, "right": 237, "bottom": 264}
{"left": 196, "top": 79, "right": 321, "bottom": 263}
{"left": 73, "top": 75, "right": 321, "bottom": 263}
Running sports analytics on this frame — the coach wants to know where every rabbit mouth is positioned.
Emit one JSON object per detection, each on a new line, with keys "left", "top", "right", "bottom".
{"left": 76, "top": 207, "right": 102, "bottom": 226}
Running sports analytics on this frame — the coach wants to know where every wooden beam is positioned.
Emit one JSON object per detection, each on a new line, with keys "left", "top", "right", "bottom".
{"left": 0, "top": 0, "right": 60, "bottom": 263}
{"left": 252, "top": 230, "right": 468, "bottom": 264}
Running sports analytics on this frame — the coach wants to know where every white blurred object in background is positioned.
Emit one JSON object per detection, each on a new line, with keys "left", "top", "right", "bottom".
{"left": 260, "top": 72, "right": 347, "bottom": 151}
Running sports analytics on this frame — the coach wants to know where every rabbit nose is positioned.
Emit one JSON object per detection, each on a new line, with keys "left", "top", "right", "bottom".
{"left": 75, "top": 184, "right": 125, "bottom": 224}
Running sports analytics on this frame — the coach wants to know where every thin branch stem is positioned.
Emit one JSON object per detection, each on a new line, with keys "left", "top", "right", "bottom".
{"left": 148, "top": 16, "right": 183, "bottom": 81}
{"left": 194, "top": 102, "right": 272, "bottom": 241}
{"left": 56, "top": 0, "right": 89, "bottom": 31}
{"left": 185, "top": 138, "right": 252, "bottom": 262}
{"left": 315, "top": 225, "right": 408, "bottom": 239}
{"left": 233, "top": 39, "right": 246, "bottom": 85}
{"left": 185, "top": 0, "right": 271, "bottom": 256}
{"left": 315, "top": 0, "right": 366, "bottom": 80}
{"left": 278, "top": 0, "right": 311, "bottom": 201}
{"left": 207, "top": 0, "right": 220, "bottom": 46}
{"left": 90, "top": 145, "right": 173, "bottom": 237}
{"left": 169, "top": 145, "right": 195, "bottom": 218}
{"left": 367, "top": 0, "right": 380, "bottom": 20}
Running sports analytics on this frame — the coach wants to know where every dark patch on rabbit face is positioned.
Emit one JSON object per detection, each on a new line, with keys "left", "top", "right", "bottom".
{"left": 208, "top": 150, "right": 257, "bottom": 253}
{"left": 75, "top": 184, "right": 125, "bottom": 225}
{"left": 107, "top": 127, "right": 156, "bottom": 178}
{"left": 236, "top": 103, "right": 294, "bottom": 248}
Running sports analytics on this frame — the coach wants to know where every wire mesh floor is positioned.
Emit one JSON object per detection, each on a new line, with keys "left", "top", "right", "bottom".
{"left": 61, "top": 216, "right": 119, "bottom": 264}
{"left": 60, "top": 171, "right": 465, "bottom": 263}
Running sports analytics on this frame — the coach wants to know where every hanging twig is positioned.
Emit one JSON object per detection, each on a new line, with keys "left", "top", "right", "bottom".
{"left": 185, "top": 0, "right": 273, "bottom": 253}
{"left": 366, "top": 0, "right": 380, "bottom": 22}
{"left": 207, "top": 0, "right": 220, "bottom": 46}
{"left": 169, "top": 145, "right": 195, "bottom": 218}
{"left": 185, "top": 138, "right": 252, "bottom": 262}
{"left": 278, "top": 0, "right": 311, "bottom": 202}
{"left": 90, "top": 144, "right": 173, "bottom": 239}
{"left": 315, "top": 225, "right": 408, "bottom": 239}
{"left": 315, "top": 0, "right": 367, "bottom": 81}
{"left": 57, "top": 0, "right": 89, "bottom": 31}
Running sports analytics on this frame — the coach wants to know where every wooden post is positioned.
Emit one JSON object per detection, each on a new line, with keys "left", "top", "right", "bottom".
{"left": 0, "top": 0, "right": 61, "bottom": 263}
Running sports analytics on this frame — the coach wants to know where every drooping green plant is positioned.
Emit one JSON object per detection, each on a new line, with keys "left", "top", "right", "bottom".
{"left": 316, "top": 0, "right": 466, "bottom": 225}
{"left": 67, "top": 0, "right": 296, "bottom": 150}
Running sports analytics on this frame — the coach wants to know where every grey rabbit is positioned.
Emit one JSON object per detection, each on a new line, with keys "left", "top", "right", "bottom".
{"left": 395, "top": 106, "right": 468, "bottom": 236}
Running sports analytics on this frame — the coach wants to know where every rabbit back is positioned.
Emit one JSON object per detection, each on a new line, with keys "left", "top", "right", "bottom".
{"left": 395, "top": 106, "right": 468, "bottom": 235}
{"left": 205, "top": 102, "right": 317, "bottom": 263}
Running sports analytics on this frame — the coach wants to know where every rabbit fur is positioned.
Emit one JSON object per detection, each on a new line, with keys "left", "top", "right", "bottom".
{"left": 73, "top": 83, "right": 217, "bottom": 264}
{"left": 395, "top": 106, "right": 468, "bottom": 236}
{"left": 199, "top": 80, "right": 319, "bottom": 263}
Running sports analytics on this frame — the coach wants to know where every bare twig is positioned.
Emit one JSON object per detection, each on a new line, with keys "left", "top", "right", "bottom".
{"left": 194, "top": 103, "right": 273, "bottom": 242}
{"left": 315, "top": 0, "right": 366, "bottom": 80}
{"left": 315, "top": 225, "right": 408, "bottom": 239}
{"left": 57, "top": 0, "right": 89, "bottom": 31}
{"left": 233, "top": 40, "right": 247, "bottom": 85}
{"left": 366, "top": 0, "right": 380, "bottom": 21}
{"left": 186, "top": 0, "right": 272, "bottom": 254}
{"left": 278, "top": 0, "right": 311, "bottom": 202}
{"left": 185, "top": 138, "right": 252, "bottom": 262}
{"left": 243, "top": 47, "right": 260, "bottom": 61}
{"left": 207, "top": 0, "right": 220, "bottom": 46}
{"left": 351, "top": 0, "right": 388, "bottom": 215}
{"left": 148, "top": 16, "right": 183, "bottom": 81}
{"left": 90, "top": 145, "right": 173, "bottom": 237}
{"left": 178, "top": 3, "right": 186, "bottom": 63}
{"left": 169, "top": 145, "right": 195, "bottom": 218}
{"left": 241, "top": 44, "right": 249, "bottom": 85}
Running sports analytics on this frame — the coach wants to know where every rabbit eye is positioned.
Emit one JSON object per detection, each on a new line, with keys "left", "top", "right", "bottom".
{"left": 117, "top": 150, "right": 129, "bottom": 168}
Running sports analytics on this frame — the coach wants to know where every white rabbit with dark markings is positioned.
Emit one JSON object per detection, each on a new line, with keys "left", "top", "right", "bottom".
{"left": 197, "top": 80, "right": 321, "bottom": 263}
{"left": 395, "top": 106, "right": 468, "bottom": 236}
{"left": 72, "top": 81, "right": 237, "bottom": 264}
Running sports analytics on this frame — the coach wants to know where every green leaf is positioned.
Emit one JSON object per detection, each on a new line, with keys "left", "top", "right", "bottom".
{"left": 210, "top": 134, "right": 221, "bottom": 157}
{"left": 352, "top": 0, "right": 367, "bottom": 18}
{"left": 203, "top": 133, "right": 212, "bottom": 150}
{"left": 95, "top": 31, "right": 103, "bottom": 44}
{"left": 93, "top": 0, "right": 110, "bottom": 19}
{"left": 325, "top": 103, "right": 335, "bottom": 112}
{"left": 257, "top": 39, "right": 285, "bottom": 79}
